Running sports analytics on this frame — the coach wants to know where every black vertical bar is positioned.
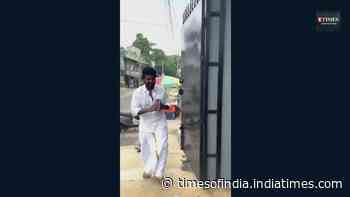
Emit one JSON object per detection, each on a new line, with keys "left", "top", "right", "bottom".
{"left": 180, "top": 125, "right": 184, "bottom": 150}
{"left": 216, "top": 0, "right": 226, "bottom": 178}
{"left": 199, "top": 0, "right": 208, "bottom": 181}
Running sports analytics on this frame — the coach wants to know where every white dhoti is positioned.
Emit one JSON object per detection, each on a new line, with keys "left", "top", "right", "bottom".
{"left": 139, "top": 125, "right": 168, "bottom": 177}
{"left": 131, "top": 84, "right": 169, "bottom": 178}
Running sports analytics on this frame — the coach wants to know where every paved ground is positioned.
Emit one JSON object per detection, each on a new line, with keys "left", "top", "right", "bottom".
{"left": 120, "top": 128, "right": 138, "bottom": 146}
{"left": 120, "top": 118, "right": 231, "bottom": 197}
{"left": 120, "top": 87, "right": 135, "bottom": 113}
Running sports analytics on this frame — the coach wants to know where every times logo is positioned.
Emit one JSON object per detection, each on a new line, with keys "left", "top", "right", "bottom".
{"left": 316, "top": 11, "right": 341, "bottom": 32}
{"left": 317, "top": 16, "right": 340, "bottom": 25}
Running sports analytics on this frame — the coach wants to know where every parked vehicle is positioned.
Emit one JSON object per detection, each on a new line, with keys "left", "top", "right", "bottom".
{"left": 120, "top": 112, "right": 138, "bottom": 132}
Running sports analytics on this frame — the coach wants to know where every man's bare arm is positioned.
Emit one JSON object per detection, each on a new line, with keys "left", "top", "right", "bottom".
{"left": 137, "top": 107, "right": 153, "bottom": 115}
{"left": 137, "top": 103, "right": 159, "bottom": 115}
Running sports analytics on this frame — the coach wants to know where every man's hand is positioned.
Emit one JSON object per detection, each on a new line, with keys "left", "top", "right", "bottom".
{"left": 137, "top": 106, "right": 154, "bottom": 115}
{"left": 160, "top": 102, "right": 169, "bottom": 110}
{"left": 153, "top": 100, "right": 161, "bottom": 111}
{"left": 137, "top": 101, "right": 160, "bottom": 115}
{"left": 149, "top": 103, "right": 159, "bottom": 112}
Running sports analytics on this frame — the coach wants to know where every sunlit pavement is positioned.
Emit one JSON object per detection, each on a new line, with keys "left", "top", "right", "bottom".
{"left": 120, "top": 87, "right": 135, "bottom": 113}
{"left": 120, "top": 118, "right": 231, "bottom": 197}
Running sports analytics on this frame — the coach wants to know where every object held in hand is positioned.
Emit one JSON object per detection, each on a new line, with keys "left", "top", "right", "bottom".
{"left": 162, "top": 104, "right": 177, "bottom": 112}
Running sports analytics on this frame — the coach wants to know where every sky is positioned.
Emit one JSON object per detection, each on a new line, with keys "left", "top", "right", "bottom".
{"left": 120, "top": 0, "right": 189, "bottom": 55}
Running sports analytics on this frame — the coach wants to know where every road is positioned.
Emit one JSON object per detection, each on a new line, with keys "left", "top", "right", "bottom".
{"left": 120, "top": 87, "right": 138, "bottom": 147}
{"left": 120, "top": 87, "right": 135, "bottom": 113}
{"left": 120, "top": 118, "right": 231, "bottom": 197}
{"left": 120, "top": 129, "right": 138, "bottom": 146}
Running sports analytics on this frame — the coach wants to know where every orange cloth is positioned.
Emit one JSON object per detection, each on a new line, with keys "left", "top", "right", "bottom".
{"left": 162, "top": 104, "right": 176, "bottom": 112}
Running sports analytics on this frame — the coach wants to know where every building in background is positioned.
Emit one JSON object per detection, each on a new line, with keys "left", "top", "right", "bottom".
{"left": 180, "top": 0, "right": 231, "bottom": 181}
{"left": 120, "top": 47, "right": 126, "bottom": 85}
{"left": 120, "top": 46, "right": 149, "bottom": 88}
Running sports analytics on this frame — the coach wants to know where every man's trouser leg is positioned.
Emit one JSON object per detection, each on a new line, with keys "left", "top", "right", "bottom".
{"left": 139, "top": 131, "right": 157, "bottom": 175}
{"left": 154, "top": 126, "right": 168, "bottom": 178}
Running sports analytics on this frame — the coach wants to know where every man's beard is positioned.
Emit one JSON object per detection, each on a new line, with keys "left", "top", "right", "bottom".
{"left": 145, "top": 83, "right": 155, "bottom": 90}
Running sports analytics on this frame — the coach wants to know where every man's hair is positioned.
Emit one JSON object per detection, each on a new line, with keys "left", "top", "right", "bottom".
{"left": 142, "top": 66, "right": 157, "bottom": 79}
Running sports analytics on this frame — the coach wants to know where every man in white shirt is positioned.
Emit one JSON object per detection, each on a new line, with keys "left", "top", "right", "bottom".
{"left": 131, "top": 67, "right": 170, "bottom": 181}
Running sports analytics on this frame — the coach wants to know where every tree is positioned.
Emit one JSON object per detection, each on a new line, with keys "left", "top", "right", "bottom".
{"left": 131, "top": 33, "right": 180, "bottom": 77}
{"left": 132, "top": 33, "right": 155, "bottom": 64}
{"left": 150, "top": 48, "right": 166, "bottom": 66}
{"left": 164, "top": 63, "right": 177, "bottom": 77}
{"left": 164, "top": 55, "right": 180, "bottom": 77}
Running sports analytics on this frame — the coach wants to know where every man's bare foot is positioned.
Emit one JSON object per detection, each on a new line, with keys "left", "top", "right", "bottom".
{"left": 142, "top": 172, "right": 152, "bottom": 179}
{"left": 135, "top": 144, "right": 141, "bottom": 153}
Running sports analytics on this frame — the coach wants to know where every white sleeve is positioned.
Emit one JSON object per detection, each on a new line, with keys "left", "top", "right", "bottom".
{"left": 130, "top": 90, "right": 142, "bottom": 117}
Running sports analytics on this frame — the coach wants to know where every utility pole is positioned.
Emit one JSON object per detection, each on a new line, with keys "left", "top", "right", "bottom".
{"left": 167, "top": 0, "right": 175, "bottom": 40}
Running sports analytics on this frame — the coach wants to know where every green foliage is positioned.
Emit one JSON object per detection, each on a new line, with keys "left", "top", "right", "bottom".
{"left": 132, "top": 33, "right": 155, "bottom": 64}
{"left": 163, "top": 55, "right": 179, "bottom": 77}
{"left": 164, "top": 63, "right": 177, "bottom": 77}
{"left": 150, "top": 48, "right": 166, "bottom": 66}
{"left": 131, "top": 33, "right": 181, "bottom": 77}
